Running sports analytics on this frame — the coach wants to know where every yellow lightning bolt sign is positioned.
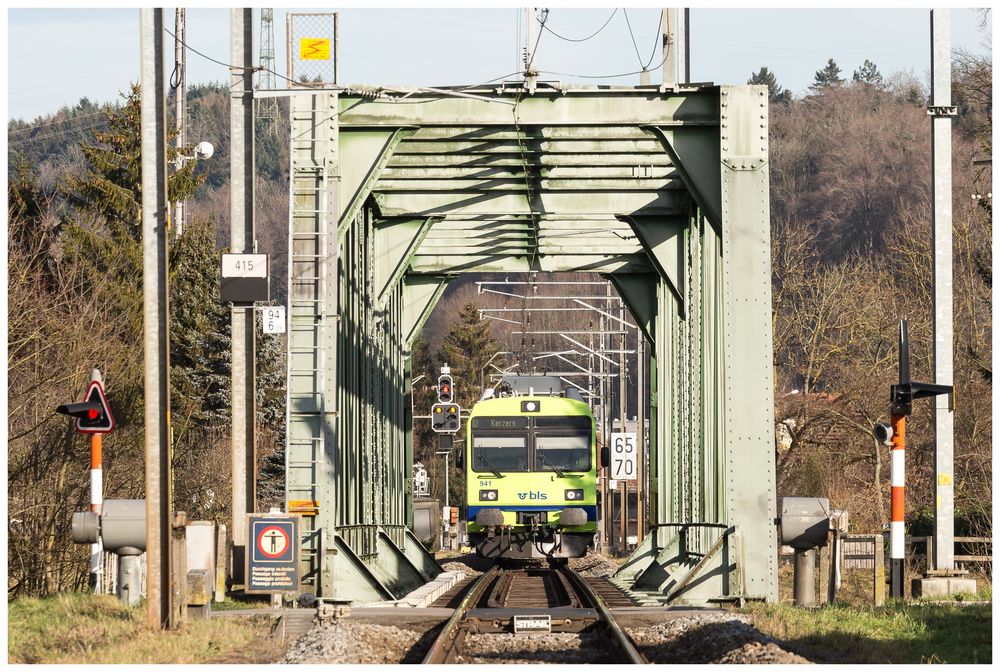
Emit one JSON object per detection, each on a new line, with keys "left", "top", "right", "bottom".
{"left": 299, "top": 38, "right": 331, "bottom": 60}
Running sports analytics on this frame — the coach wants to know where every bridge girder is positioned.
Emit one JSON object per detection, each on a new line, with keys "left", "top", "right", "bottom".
{"left": 286, "top": 84, "right": 777, "bottom": 606}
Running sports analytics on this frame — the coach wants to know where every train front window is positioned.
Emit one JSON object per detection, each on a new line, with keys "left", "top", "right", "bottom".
{"left": 535, "top": 434, "right": 591, "bottom": 472}
{"left": 472, "top": 435, "right": 529, "bottom": 473}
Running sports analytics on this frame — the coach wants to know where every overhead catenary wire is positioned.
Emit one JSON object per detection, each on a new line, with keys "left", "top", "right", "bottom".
{"left": 540, "top": 49, "right": 672, "bottom": 81}
{"left": 622, "top": 9, "right": 646, "bottom": 70}
{"left": 644, "top": 10, "right": 665, "bottom": 70}
{"left": 540, "top": 8, "right": 618, "bottom": 43}
{"left": 163, "top": 26, "right": 300, "bottom": 88}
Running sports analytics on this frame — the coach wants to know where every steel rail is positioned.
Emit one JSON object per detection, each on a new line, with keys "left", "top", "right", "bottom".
{"left": 421, "top": 566, "right": 501, "bottom": 664}
{"left": 562, "top": 567, "right": 648, "bottom": 664}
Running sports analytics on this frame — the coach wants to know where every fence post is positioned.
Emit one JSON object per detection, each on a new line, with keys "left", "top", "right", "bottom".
{"left": 819, "top": 542, "right": 829, "bottom": 604}
{"left": 926, "top": 535, "right": 934, "bottom": 572}
{"left": 873, "top": 534, "right": 885, "bottom": 606}
{"left": 827, "top": 529, "right": 839, "bottom": 604}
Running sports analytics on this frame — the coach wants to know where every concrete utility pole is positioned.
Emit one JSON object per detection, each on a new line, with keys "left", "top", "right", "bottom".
{"left": 929, "top": 8, "right": 956, "bottom": 575}
{"left": 524, "top": 7, "right": 538, "bottom": 91}
{"left": 662, "top": 8, "right": 690, "bottom": 86}
{"left": 230, "top": 8, "right": 257, "bottom": 582}
{"left": 172, "top": 8, "right": 187, "bottom": 236}
{"left": 140, "top": 7, "right": 173, "bottom": 630}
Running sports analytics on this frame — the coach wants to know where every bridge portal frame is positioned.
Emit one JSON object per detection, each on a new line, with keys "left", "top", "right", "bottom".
{"left": 285, "top": 83, "right": 777, "bottom": 605}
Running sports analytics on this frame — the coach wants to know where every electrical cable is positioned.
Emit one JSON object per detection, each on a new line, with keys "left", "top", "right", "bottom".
{"left": 8, "top": 120, "right": 109, "bottom": 147}
{"left": 9, "top": 109, "right": 110, "bottom": 135}
{"left": 511, "top": 6, "right": 548, "bottom": 369}
{"left": 524, "top": 8, "right": 548, "bottom": 74}
{"left": 540, "top": 50, "right": 671, "bottom": 81}
{"left": 644, "top": 10, "right": 665, "bottom": 70}
{"left": 541, "top": 9, "right": 617, "bottom": 43}
{"left": 622, "top": 9, "right": 646, "bottom": 70}
{"left": 164, "top": 26, "right": 305, "bottom": 88}
{"left": 163, "top": 27, "right": 253, "bottom": 73}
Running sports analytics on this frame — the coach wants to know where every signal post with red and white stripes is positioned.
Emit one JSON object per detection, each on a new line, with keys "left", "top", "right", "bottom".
{"left": 888, "top": 414, "right": 906, "bottom": 598}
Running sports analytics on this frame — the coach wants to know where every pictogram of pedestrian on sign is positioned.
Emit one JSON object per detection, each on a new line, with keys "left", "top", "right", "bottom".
{"left": 246, "top": 514, "right": 300, "bottom": 594}
{"left": 249, "top": 517, "right": 296, "bottom": 565}
{"left": 257, "top": 525, "right": 289, "bottom": 558}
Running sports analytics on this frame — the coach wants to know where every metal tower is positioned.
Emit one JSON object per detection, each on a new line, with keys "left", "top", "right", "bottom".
{"left": 257, "top": 8, "right": 278, "bottom": 137}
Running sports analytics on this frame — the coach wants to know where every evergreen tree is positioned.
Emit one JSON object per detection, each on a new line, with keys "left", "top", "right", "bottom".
{"left": 440, "top": 303, "right": 503, "bottom": 408}
{"left": 60, "top": 84, "right": 203, "bottom": 339}
{"left": 852, "top": 59, "right": 884, "bottom": 88}
{"left": 8, "top": 157, "right": 59, "bottom": 284}
{"left": 748, "top": 66, "right": 791, "bottom": 103}
{"left": 811, "top": 58, "right": 845, "bottom": 90}
{"left": 255, "top": 317, "right": 286, "bottom": 436}
{"left": 169, "top": 215, "right": 231, "bottom": 432}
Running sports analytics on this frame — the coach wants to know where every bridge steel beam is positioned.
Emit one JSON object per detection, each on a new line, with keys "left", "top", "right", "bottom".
{"left": 287, "top": 85, "right": 776, "bottom": 605}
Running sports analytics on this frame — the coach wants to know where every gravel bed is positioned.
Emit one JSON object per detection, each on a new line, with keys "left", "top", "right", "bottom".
{"left": 627, "top": 611, "right": 809, "bottom": 664}
{"left": 569, "top": 551, "right": 621, "bottom": 578}
{"left": 457, "top": 631, "right": 618, "bottom": 664}
{"left": 282, "top": 621, "right": 426, "bottom": 664}
{"left": 441, "top": 560, "right": 484, "bottom": 577}
{"left": 437, "top": 551, "right": 494, "bottom": 576}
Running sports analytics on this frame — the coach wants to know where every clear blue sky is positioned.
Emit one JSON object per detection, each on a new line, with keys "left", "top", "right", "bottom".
{"left": 6, "top": 6, "right": 991, "bottom": 122}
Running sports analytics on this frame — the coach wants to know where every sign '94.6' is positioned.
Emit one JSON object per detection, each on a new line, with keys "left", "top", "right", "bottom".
{"left": 221, "top": 253, "right": 269, "bottom": 304}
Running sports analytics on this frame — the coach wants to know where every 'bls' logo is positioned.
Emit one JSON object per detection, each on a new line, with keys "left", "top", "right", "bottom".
{"left": 516, "top": 491, "right": 548, "bottom": 501}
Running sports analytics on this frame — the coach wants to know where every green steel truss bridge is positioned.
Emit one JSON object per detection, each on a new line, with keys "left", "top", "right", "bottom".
{"left": 285, "top": 82, "right": 777, "bottom": 605}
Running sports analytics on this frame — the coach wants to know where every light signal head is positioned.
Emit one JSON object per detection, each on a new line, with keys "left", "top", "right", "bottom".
{"left": 437, "top": 374, "right": 454, "bottom": 403}
{"left": 431, "top": 402, "right": 461, "bottom": 433}
{"left": 56, "top": 381, "right": 115, "bottom": 434}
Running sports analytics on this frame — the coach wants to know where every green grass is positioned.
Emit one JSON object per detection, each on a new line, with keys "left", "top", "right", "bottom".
{"left": 211, "top": 593, "right": 273, "bottom": 611}
{"left": 8, "top": 593, "right": 283, "bottom": 664}
{"left": 746, "top": 600, "right": 992, "bottom": 664}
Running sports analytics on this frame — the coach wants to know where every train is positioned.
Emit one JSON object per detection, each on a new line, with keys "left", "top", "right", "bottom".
{"left": 460, "top": 376, "right": 604, "bottom": 559}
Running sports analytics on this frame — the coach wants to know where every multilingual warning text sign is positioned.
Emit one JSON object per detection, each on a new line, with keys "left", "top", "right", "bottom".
{"left": 245, "top": 514, "right": 300, "bottom": 594}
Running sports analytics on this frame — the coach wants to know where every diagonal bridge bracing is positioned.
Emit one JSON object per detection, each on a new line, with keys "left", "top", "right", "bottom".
{"left": 286, "top": 83, "right": 777, "bottom": 605}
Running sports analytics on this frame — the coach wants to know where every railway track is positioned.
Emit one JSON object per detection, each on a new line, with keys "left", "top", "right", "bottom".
{"left": 422, "top": 563, "right": 646, "bottom": 664}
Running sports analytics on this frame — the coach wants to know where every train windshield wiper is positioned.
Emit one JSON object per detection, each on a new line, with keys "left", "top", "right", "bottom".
{"left": 476, "top": 454, "right": 505, "bottom": 479}
{"left": 538, "top": 452, "right": 568, "bottom": 478}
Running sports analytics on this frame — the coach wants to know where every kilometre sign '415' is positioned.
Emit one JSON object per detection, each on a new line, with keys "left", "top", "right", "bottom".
{"left": 221, "top": 253, "right": 269, "bottom": 304}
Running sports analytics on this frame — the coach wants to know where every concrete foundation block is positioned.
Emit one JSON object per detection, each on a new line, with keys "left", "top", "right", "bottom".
{"left": 911, "top": 576, "right": 978, "bottom": 599}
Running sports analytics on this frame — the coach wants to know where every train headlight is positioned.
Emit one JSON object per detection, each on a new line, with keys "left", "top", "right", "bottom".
{"left": 479, "top": 489, "right": 498, "bottom": 501}
{"left": 564, "top": 489, "right": 584, "bottom": 501}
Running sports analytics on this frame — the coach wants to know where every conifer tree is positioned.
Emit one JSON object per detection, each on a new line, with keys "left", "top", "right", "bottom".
{"left": 852, "top": 59, "right": 884, "bottom": 88}
{"left": 169, "top": 215, "right": 231, "bottom": 432}
{"left": 748, "top": 66, "right": 791, "bottom": 103}
{"left": 811, "top": 58, "right": 845, "bottom": 90}
{"left": 440, "top": 302, "right": 503, "bottom": 408}
{"left": 61, "top": 84, "right": 203, "bottom": 339}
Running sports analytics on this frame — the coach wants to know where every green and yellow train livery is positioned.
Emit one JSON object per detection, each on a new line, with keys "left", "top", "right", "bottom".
{"left": 461, "top": 391, "right": 599, "bottom": 559}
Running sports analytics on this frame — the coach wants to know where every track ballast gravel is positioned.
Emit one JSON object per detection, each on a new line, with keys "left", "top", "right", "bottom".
{"left": 627, "top": 611, "right": 810, "bottom": 664}
{"left": 282, "top": 621, "right": 424, "bottom": 664}
{"left": 568, "top": 551, "right": 621, "bottom": 578}
{"left": 457, "top": 630, "right": 619, "bottom": 664}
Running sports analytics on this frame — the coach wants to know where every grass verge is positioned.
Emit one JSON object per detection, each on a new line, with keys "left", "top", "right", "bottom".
{"left": 8, "top": 593, "right": 285, "bottom": 664}
{"left": 745, "top": 600, "right": 992, "bottom": 664}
